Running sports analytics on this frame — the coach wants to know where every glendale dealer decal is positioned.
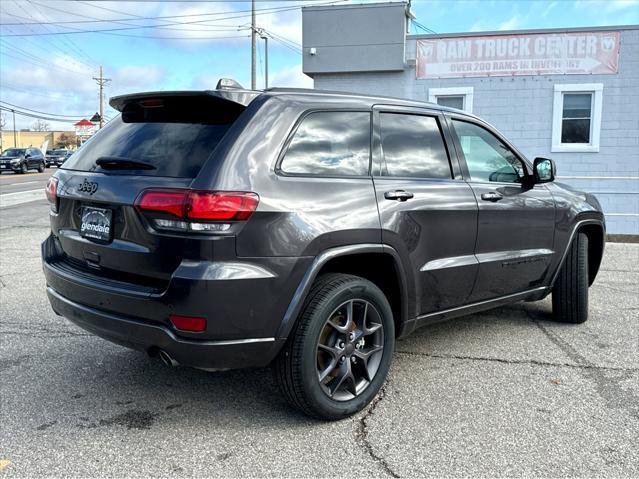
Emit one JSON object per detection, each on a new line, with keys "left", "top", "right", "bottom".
{"left": 416, "top": 31, "right": 620, "bottom": 79}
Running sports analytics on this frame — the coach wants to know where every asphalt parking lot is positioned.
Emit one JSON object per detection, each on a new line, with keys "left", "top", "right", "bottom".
{"left": 1, "top": 199, "right": 637, "bottom": 477}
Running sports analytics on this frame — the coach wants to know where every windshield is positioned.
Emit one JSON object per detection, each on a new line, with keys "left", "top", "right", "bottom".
{"left": 1, "top": 149, "right": 25, "bottom": 157}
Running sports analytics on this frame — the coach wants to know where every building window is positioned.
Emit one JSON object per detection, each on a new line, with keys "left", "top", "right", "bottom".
{"left": 552, "top": 83, "right": 603, "bottom": 153}
{"left": 428, "top": 87, "right": 473, "bottom": 113}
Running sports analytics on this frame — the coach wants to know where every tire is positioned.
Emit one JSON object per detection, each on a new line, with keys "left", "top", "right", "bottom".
{"left": 274, "top": 273, "right": 395, "bottom": 420}
{"left": 19, "top": 162, "right": 28, "bottom": 174}
{"left": 552, "top": 232, "right": 589, "bottom": 323}
{"left": 38, "top": 162, "right": 45, "bottom": 173}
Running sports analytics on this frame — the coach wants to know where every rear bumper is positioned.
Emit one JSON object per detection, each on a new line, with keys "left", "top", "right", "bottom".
{"left": 42, "top": 234, "right": 311, "bottom": 369}
{"left": 47, "top": 286, "right": 285, "bottom": 369}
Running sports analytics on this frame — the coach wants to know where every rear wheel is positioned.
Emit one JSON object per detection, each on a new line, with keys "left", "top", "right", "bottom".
{"left": 552, "top": 232, "right": 589, "bottom": 323}
{"left": 274, "top": 273, "right": 395, "bottom": 420}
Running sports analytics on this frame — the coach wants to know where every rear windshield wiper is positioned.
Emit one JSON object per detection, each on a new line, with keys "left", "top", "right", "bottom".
{"left": 95, "top": 156, "right": 157, "bottom": 170}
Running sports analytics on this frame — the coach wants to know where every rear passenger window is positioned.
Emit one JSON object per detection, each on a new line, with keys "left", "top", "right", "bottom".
{"left": 280, "top": 111, "right": 370, "bottom": 176}
{"left": 379, "top": 113, "right": 451, "bottom": 179}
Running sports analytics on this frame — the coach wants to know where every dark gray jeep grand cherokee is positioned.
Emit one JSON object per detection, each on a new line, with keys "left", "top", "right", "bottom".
{"left": 42, "top": 83, "right": 605, "bottom": 420}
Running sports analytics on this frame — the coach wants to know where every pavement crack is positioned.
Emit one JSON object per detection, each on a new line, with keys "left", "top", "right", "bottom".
{"left": 527, "top": 310, "right": 639, "bottom": 419}
{"left": 395, "top": 350, "right": 637, "bottom": 372}
{"left": 354, "top": 383, "right": 400, "bottom": 478}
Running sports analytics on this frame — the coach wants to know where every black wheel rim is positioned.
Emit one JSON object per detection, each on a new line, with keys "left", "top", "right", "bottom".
{"left": 315, "top": 299, "right": 385, "bottom": 401}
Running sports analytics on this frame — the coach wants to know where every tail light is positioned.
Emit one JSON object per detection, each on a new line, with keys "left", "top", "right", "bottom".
{"left": 135, "top": 189, "right": 259, "bottom": 233}
{"left": 45, "top": 177, "right": 59, "bottom": 213}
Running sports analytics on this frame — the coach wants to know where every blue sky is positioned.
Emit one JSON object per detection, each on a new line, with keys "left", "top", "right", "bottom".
{"left": 1, "top": 0, "right": 638, "bottom": 130}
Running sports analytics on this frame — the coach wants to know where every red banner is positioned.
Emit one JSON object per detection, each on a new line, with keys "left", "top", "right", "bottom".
{"left": 416, "top": 31, "right": 620, "bottom": 79}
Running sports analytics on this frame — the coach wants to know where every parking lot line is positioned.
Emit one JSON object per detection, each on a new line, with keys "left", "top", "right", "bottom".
{"left": 0, "top": 189, "right": 45, "bottom": 208}
{"left": 8, "top": 180, "right": 38, "bottom": 186}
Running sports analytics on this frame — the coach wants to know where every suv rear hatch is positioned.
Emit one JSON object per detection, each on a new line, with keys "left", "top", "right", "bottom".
{"left": 46, "top": 91, "right": 257, "bottom": 293}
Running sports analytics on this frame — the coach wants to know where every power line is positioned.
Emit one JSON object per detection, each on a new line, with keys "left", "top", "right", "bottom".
{"left": 261, "top": 29, "right": 302, "bottom": 54}
{"left": 0, "top": 1, "right": 346, "bottom": 37}
{"left": 0, "top": 101, "right": 90, "bottom": 119}
{"left": 0, "top": 4, "right": 296, "bottom": 26}
{"left": 0, "top": 49, "right": 94, "bottom": 77}
{"left": 0, "top": 83, "right": 79, "bottom": 99}
{"left": 0, "top": 106, "right": 86, "bottom": 123}
{"left": 1, "top": 9, "right": 97, "bottom": 71}
{"left": 412, "top": 19, "right": 437, "bottom": 35}
{"left": 27, "top": 0, "right": 100, "bottom": 67}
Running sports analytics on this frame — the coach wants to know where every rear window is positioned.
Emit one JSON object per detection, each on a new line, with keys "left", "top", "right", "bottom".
{"left": 279, "top": 111, "right": 370, "bottom": 176}
{"left": 62, "top": 96, "right": 242, "bottom": 178}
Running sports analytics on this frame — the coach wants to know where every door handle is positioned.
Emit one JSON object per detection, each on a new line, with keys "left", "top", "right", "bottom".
{"left": 384, "top": 190, "right": 414, "bottom": 201}
{"left": 481, "top": 192, "right": 503, "bottom": 202}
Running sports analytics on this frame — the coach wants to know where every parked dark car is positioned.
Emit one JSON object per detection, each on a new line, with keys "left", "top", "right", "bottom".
{"left": 42, "top": 83, "right": 605, "bottom": 419}
{"left": 0, "top": 147, "right": 46, "bottom": 174}
{"left": 46, "top": 149, "right": 72, "bottom": 168}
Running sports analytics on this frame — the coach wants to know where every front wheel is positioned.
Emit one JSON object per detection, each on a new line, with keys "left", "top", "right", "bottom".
{"left": 37, "top": 162, "right": 45, "bottom": 173}
{"left": 20, "top": 163, "right": 28, "bottom": 174}
{"left": 552, "top": 232, "right": 589, "bottom": 323}
{"left": 274, "top": 273, "right": 395, "bottom": 420}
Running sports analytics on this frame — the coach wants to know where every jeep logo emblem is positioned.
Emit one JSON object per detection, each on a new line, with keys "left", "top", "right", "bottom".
{"left": 78, "top": 178, "right": 98, "bottom": 195}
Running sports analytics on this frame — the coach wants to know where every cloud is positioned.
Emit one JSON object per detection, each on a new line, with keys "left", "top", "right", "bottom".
{"left": 540, "top": 1, "right": 558, "bottom": 18}
{"left": 573, "top": 0, "right": 639, "bottom": 13}
{"left": 497, "top": 15, "right": 522, "bottom": 31}
{"left": 110, "top": 66, "right": 166, "bottom": 94}
{"left": 270, "top": 64, "right": 312, "bottom": 88}
{"left": 0, "top": 55, "right": 168, "bottom": 129}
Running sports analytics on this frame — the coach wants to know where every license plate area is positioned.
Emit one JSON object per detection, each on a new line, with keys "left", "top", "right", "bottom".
{"left": 80, "top": 206, "right": 113, "bottom": 242}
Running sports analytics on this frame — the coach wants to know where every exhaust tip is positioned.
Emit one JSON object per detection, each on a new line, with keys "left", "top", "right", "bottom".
{"left": 158, "top": 350, "right": 179, "bottom": 367}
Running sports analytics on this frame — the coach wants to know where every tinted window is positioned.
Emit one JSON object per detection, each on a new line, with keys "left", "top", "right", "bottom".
{"left": 1, "top": 149, "right": 25, "bottom": 157}
{"left": 436, "top": 96, "right": 464, "bottom": 110}
{"left": 561, "top": 93, "right": 592, "bottom": 144}
{"left": 280, "top": 111, "right": 370, "bottom": 176}
{"left": 379, "top": 113, "right": 451, "bottom": 179}
{"left": 62, "top": 96, "right": 241, "bottom": 178}
{"left": 452, "top": 120, "right": 525, "bottom": 183}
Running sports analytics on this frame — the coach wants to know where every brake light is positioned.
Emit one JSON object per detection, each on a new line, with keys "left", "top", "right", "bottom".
{"left": 135, "top": 189, "right": 259, "bottom": 233}
{"left": 188, "top": 191, "right": 259, "bottom": 220}
{"left": 139, "top": 99, "right": 164, "bottom": 108}
{"left": 169, "top": 314, "right": 206, "bottom": 332}
{"left": 135, "top": 190, "right": 185, "bottom": 218}
{"left": 45, "top": 177, "right": 58, "bottom": 212}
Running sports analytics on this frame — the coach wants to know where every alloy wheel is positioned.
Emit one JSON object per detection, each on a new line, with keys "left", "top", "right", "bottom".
{"left": 315, "top": 299, "right": 385, "bottom": 401}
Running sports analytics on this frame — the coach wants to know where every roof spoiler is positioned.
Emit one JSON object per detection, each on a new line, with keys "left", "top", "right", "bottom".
{"left": 110, "top": 88, "right": 260, "bottom": 112}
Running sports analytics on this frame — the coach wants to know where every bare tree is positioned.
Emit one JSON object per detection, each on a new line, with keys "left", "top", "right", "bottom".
{"left": 56, "top": 133, "right": 76, "bottom": 148}
{"left": 0, "top": 112, "right": 6, "bottom": 131}
{"left": 32, "top": 119, "right": 50, "bottom": 131}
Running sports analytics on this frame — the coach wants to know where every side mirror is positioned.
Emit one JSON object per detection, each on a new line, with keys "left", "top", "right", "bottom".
{"left": 533, "top": 157, "right": 555, "bottom": 183}
{"left": 25, "top": 154, "right": 31, "bottom": 159}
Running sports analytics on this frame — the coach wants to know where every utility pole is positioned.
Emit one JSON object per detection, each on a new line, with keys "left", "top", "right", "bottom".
{"left": 12, "top": 109, "right": 17, "bottom": 148}
{"left": 251, "top": 0, "right": 256, "bottom": 90}
{"left": 260, "top": 31, "right": 269, "bottom": 89}
{"left": 93, "top": 66, "right": 111, "bottom": 129}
